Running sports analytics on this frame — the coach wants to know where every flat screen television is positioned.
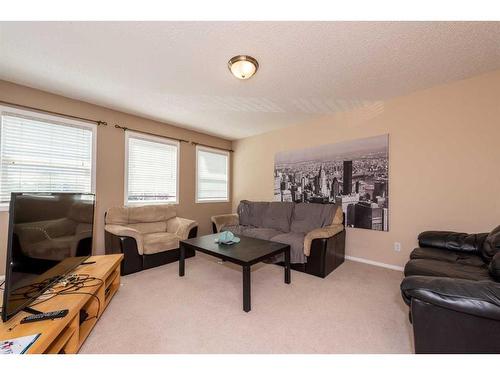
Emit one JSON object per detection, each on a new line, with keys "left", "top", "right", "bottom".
{"left": 1, "top": 192, "right": 95, "bottom": 322}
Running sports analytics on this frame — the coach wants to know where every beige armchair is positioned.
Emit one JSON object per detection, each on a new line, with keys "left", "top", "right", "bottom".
{"left": 105, "top": 204, "right": 198, "bottom": 275}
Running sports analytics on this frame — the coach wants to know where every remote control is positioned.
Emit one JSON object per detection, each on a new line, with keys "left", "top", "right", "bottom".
{"left": 20, "top": 309, "right": 69, "bottom": 324}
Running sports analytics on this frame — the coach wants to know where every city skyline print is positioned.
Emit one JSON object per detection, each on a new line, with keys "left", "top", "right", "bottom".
{"left": 274, "top": 134, "right": 389, "bottom": 231}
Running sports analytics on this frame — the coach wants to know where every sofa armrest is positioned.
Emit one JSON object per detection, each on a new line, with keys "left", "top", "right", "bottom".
{"left": 211, "top": 214, "right": 239, "bottom": 233}
{"left": 105, "top": 224, "right": 144, "bottom": 255}
{"left": 418, "top": 231, "right": 488, "bottom": 253}
{"left": 401, "top": 275, "right": 500, "bottom": 321}
{"left": 166, "top": 217, "right": 198, "bottom": 240}
{"left": 304, "top": 224, "right": 344, "bottom": 257}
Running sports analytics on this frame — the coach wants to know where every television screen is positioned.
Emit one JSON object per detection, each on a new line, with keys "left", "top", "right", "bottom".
{"left": 1, "top": 192, "right": 95, "bottom": 322}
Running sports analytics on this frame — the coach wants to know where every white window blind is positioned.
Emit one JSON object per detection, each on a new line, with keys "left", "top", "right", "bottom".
{"left": 125, "top": 131, "right": 179, "bottom": 205}
{"left": 0, "top": 111, "right": 95, "bottom": 204}
{"left": 196, "top": 146, "right": 229, "bottom": 202}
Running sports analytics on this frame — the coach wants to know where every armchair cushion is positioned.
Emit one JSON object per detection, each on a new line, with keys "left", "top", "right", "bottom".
{"left": 211, "top": 213, "right": 239, "bottom": 233}
{"left": 143, "top": 232, "right": 179, "bottom": 255}
{"left": 418, "top": 231, "right": 488, "bottom": 253}
{"left": 303, "top": 224, "right": 344, "bottom": 257}
{"left": 401, "top": 275, "right": 500, "bottom": 321}
{"left": 127, "top": 222, "right": 167, "bottom": 234}
{"left": 166, "top": 217, "right": 197, "bottom": 240}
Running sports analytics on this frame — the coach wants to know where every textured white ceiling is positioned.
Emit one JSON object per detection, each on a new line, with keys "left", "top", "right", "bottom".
{"left": 1, "top": 21, "right": 500, "bottom": 140}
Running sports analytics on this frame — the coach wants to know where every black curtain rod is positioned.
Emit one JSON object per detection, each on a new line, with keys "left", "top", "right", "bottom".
{"left": 115, "top": 124, "right": 234, "bottom": 152}
{"left": 0, "top": 100, "right": 108, "bottom": 126}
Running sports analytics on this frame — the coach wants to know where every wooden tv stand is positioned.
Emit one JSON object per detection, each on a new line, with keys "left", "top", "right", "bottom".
{"left": 0, "top": 254, "right": 123, "bottom": 354}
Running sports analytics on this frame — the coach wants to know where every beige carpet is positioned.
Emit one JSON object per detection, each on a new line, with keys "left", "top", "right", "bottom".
{"left": 80, "top": 254, "right": 414, "bottom": 354}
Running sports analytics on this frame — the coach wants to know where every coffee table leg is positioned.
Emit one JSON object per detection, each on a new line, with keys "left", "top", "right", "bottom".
{"left": 179, "top": 243, "right": 185, "bottom": 277}
{"left": 243, "top": 265, "right": 251, "bottom": 312}
{"left": 284, "top": 247, "right": 291, "bottom": 284}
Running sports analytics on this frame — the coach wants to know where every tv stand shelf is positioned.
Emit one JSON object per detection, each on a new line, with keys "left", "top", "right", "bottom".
{"left": 0, "top": 254, "right": 123, "bottom": 354}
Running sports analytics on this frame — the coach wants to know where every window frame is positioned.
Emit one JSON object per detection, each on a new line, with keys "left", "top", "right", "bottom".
{"left": 124, "top": 130, "right": 180, "bottom": 206}
{"left": 0, "top": 105, "right": 97, "bottom": 211}
{"left": 195, "top": 145, "right": 230, "bottom": 204}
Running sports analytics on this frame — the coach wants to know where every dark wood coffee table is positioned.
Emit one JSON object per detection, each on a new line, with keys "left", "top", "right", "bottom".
{"left": 179, "top": 234, "right": 291, "bottom": 312}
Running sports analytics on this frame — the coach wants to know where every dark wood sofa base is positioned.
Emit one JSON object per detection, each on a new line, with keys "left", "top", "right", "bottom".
{"left": 105, "top": 226, "right": 198, "bottom": 275}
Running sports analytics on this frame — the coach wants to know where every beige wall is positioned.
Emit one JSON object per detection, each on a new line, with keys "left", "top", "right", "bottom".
{"left": 232, "top": 69, "right": 500, "bottom": 268}
{"left": 0, "top": 80, "right": 232, "bottom": 274}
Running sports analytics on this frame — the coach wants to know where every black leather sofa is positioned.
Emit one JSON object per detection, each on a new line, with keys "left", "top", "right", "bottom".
{"left": 400, "top": 226, "right": 500, "bottom": 353}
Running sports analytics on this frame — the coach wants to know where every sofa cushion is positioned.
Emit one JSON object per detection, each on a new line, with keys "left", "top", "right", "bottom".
{"left": 105, "top": 206, "right": 129, "bottom": 225}
{"left": 290, "top": 203, "right": 339, "bottom": 233}
{"left": 271, "top": 232, "right": 306, "bottom": 263}
{"left": 404, "top": 259, "right": 491, "bottom": 281}
{"left": 242, "top": 227, "right": 283, "bottom": 241}
{"left": 128, "top": 221, "right": 167, "bottom": 234}
{"left": 410, "top": 247, "right": 486, "bottom": 267}
{"left": 482, "top": 225, "right": 500, "bottom": 262}
{"left": 238, "top": 201, "right": 269, "bottom": 227}
{"left": 128, "top": 204, "right": 177, "bottom": 223}
{"left": 143, "top": 232, "right": 179, "bottom": 255}
{"left": 221, "top": 224, "right": 248, "bottom": 236}
{"left": 262, "top": 202, "right": 294, "bottom": 232}
{"left": 489, "top": 253, "right": 500, "bottom": 281}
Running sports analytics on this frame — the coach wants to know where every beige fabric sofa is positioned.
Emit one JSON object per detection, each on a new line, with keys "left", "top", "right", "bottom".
{"left": 104, "top": 204, "right": 198, "bottom": 275}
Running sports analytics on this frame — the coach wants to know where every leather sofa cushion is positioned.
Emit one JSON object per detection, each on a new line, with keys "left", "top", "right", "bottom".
{"left": 410, "top": 247, "right": 486, "bottom": 267}
{"left": 143, "top": 232, "right": 180, "bottom": 255}
{"left": 482, "top": 225, "right": 500, "bottom": 262}
{"left": 404, "top": 259, "right": 491, "bottom": 281}
{"left": 262, "top": 202, "right": 294, "bottom": 232}
{"left": 401, "top": 275, "right": 500, "bottom": 321}
{"left": 238, "top": 201, "right": 269, "bottom": 227}
{"left": 490, "top": 253, "right": 500, "bottom": 281}
{"left": 241, "top": 227, "right": 283, "bottom": 241}
{"left": 271, "top": 232, "right": 306, "bottom": 264}
{"left": 418, "top": 231, "right": 485, "bottom": 253}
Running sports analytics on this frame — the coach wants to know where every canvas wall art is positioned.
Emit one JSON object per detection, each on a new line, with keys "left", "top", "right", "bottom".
{"left": 274, "top": 134, "right": 389, "bottom": 231}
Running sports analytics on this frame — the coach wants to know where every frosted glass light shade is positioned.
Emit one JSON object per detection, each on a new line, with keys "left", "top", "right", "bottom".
{"left": 228, "top": 55, "right": 259, "bottom": 80}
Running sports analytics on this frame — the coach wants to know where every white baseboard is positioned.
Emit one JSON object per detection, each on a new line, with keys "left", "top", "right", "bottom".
{"left": 346, "top": 255, "right": 404, "bottom": 272}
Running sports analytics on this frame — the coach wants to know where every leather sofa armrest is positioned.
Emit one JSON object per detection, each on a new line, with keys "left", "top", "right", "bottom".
{"left": 166, "top": 217, "right": 198, "bottom": 240}
{"left": 418, "top": 231, "right": 488, "bottom": 253}
{"left": 105, "top": 224, "right": 144, "bottom": 255}
{"left": 304, "top": 224, "right": 344, "bottom": 257}
{"left": 211, "top": 214, "right": 239, "bottom": 233}
{"left": 401, "top": 275, "right": 500, "bottom": 321}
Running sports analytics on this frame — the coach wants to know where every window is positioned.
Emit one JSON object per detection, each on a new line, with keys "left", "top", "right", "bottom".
{"left": 0, "top": 106, "right": 96, "bottom": 208}
{"left": 125, "top": 131, "right": 179, "bottom": 205}
{"left": 196, "top": 145, "right": 229, "bottom": 203}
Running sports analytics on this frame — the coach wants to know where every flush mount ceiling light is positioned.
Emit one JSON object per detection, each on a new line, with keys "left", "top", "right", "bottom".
{"left": 228, "top": 55, "right": 259, "bottom": 80}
